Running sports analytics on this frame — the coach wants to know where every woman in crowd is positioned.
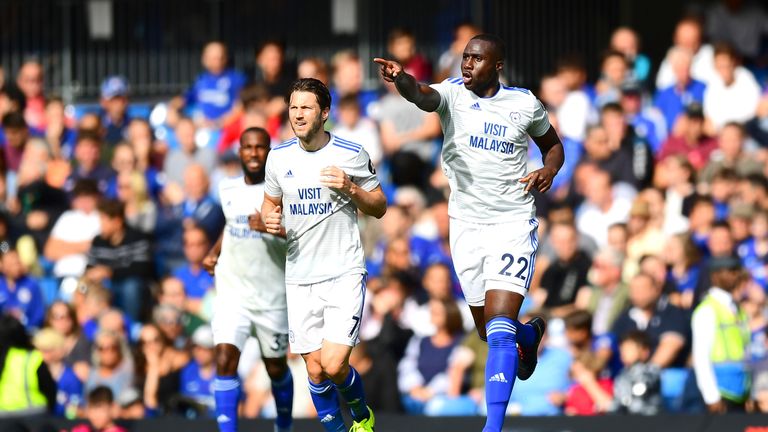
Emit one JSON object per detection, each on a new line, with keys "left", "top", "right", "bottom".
{"left": 115, "top": 170, "right": 157, "bottom": 234}
{"left": 44, "top": 300, "right": 92, "bottom": 381}
{"left": 664, "top": 233, "right": 702, "bottom": 309}
{"left": 85, "top": 330, "right": 134, "bottom": 401}
{"left": 397, "top": 298, "right": 465, "bottom": 415}
{"left": 133, "top": 323, "right": 189, "bottom": 415}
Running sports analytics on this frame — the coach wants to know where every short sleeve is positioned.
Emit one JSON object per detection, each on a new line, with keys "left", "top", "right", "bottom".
{"left": 264, "top": 153, "right": 282, "bottom": 198}
{"left": 659, "top": 306, "right": 688, "bottom": 339}
{"left": 349, "top": 148, "right": 380, "bottom": 192}
{"left": 429, "top": 79, "right": 457, "bottom": 114}
{"left": 527, "top": 97, "right": 551, "bottom": 138}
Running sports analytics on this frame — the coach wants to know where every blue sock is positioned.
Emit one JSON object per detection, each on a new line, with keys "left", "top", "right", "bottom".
{"left": 334, "top": 366, "right": 369, "bottom": 422}
{"left": 483, "top": 317, "right": 517, "bottom": 432}
{"left": 515, "top": 319, "right": 537, "bottom": 348}
{"left": 308, "top": 379, "right": 345, "bottom": 432}
{"left": 271, "top": 369, "right": 294, "bottom": 430}
{"left": 214, "top": 375, "right": 240, "bottom": 432}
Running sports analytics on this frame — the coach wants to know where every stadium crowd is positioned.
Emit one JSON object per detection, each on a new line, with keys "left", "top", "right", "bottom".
{"left": 3, "top": 3, "right": 768, "bottom": 426}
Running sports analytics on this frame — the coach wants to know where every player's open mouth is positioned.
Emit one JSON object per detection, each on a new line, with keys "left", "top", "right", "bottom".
{"left": 247, "top": 161, "right": 260, "bottom": 170}
{"left": 462, "top": 73, "right": 472, "bottom": 84}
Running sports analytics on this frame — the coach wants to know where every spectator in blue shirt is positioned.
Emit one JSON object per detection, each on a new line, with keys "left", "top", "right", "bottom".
{"left": 509, "top": 333, "right": 573, "bottom": 415}
{"left": 619, "top": 80, "right": 664, "bottom": 153}
{"left": 99, "top": 76, "right": 131, "bottom": 147}
{"left": 64, "top": 131, "right": 114, "bottom": 196}
{"left": 653, "top": 47, "right": 706, "bottom": 135}
{"left": 155, "top": 164, "right": 224, "bottom": 274}
{"left": 0, "top": 247, "right": 45, "bottom": 330}
{"left": 173, "top": 41, "right": 246, "bottom": 126}
{"left": 42, "top": 96, "right": 77, "bottom": 160}
{"left": 179, "top": 325, "right": 215, "bottom": 417}
{"left": 34, "top": 328, "right": 84, "bottom": 418}
{"left": 329, "top": 50, "right": 380, "bottom": 123}
{"left": 173, "top": 225, "right": 214, "bottom": 301}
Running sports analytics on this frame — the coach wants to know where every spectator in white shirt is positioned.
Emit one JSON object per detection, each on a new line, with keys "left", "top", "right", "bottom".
{"left": 332, "top": 94, "right": 382, "bottom": 167}
{"left": 703, "top": 43, "right": 761, "bottom": 133}
{"left": 575, "top": 169, "right": 632, "bottom": 248}
{"left": 43, "top": 179, "right": 102, "bottom": 282}
{"left": 656, "top": 17, "right": 717, "bottom": 89}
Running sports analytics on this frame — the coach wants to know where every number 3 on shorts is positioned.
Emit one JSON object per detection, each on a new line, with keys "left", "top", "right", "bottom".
{"left": 498, "top": 253, "right": 529, "bottom": 280}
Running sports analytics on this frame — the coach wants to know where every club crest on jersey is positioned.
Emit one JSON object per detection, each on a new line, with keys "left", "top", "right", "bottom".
{"left": 509, "top": 112, "right": 521, "bottom": 123}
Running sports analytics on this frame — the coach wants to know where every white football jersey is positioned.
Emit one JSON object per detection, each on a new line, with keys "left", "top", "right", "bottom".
{"left": 264, "top": 134, "right": 380, "bottom": 284}
{"left": 430, "top": 78, "right": 551, "bottom": 223}
{"left": 216, "top": 176, "right": 287, "bottom": 310}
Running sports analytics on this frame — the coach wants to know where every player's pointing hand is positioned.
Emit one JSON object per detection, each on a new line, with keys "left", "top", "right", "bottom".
{"left": 264, "top": 206, "right": 283, "bottom": 235}
{"left": 373, "top": 58, "right": 403, "bottom": 83}
{"left": 520, "top": 166, "right": 558, "bottom": 194}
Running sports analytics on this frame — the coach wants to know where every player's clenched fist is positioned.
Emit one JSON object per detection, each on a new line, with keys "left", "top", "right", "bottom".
{"left": 320, "top": 166, "right": 354, "bottom": 196}
{"left": 202, "top": 253, "right": 217, "bottom": 275}
{"left": 373, "top": 58, "right": 403, "bottom": 82}
{"left": 264, "top": 205, "right": 283, "bottom": 235}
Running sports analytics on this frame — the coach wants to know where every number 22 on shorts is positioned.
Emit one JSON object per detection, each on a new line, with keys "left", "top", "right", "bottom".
{"left": 498, "top": 253, "right": 529, "bottom": 280}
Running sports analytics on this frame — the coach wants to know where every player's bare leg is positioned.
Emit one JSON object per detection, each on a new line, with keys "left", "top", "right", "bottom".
{"left": 472, "top": 290, "right": 546, "bottom": 432}
{"left": 303, "top": 341, "right": 375, "bottom": 431}
{"left": 214, "top": 343, "right": 242, "bottom": 432}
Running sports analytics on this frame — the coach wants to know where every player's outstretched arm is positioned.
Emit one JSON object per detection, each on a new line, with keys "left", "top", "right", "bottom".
{"left": 521, "top": 126, "right": 565, "bottom": 194}
{"left": 262, "top": 193, "right": 285, "bottom": 235}
{"left": 320, "top": 166, "right": 387, "bottom": 218}
{"left": 373, "top": 58, "right": 441, "bottom": 112}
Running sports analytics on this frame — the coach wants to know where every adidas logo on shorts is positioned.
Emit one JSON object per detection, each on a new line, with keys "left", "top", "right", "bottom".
{"left": 320, "top": 414, "right": 336, "bottom": 423}
{"left": 217, "top": 414, "right": 231, "bottom": 423}
{"left": 488, "top": 372, "right": 508, "bottom": 383}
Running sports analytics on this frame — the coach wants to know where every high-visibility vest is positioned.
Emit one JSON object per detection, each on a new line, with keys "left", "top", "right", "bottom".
{"left": 695, "top": 294, "right": 751, "bottom": 402}
{"left": 0, "top": 347, "right": 48, "bottom": 415}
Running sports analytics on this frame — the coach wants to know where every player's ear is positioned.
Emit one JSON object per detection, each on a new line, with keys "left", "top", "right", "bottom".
{"left": 496, "top": 60, "right": 504, "bottom": 72}
{"left": 322, "top": 107, "right": 330, "bottom": 122}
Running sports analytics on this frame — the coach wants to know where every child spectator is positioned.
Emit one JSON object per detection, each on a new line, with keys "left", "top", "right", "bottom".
{"left": 179, "top": 325, "right": 215, "bottom": 417}
{"left": 70, "top": 386, "right": 127, "bottom": 432}
{"left": 565, "top": 350, "right": 614, "bottom": 415}
{"left": 610, "top": 330, "right": 662, "bottom": 414}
